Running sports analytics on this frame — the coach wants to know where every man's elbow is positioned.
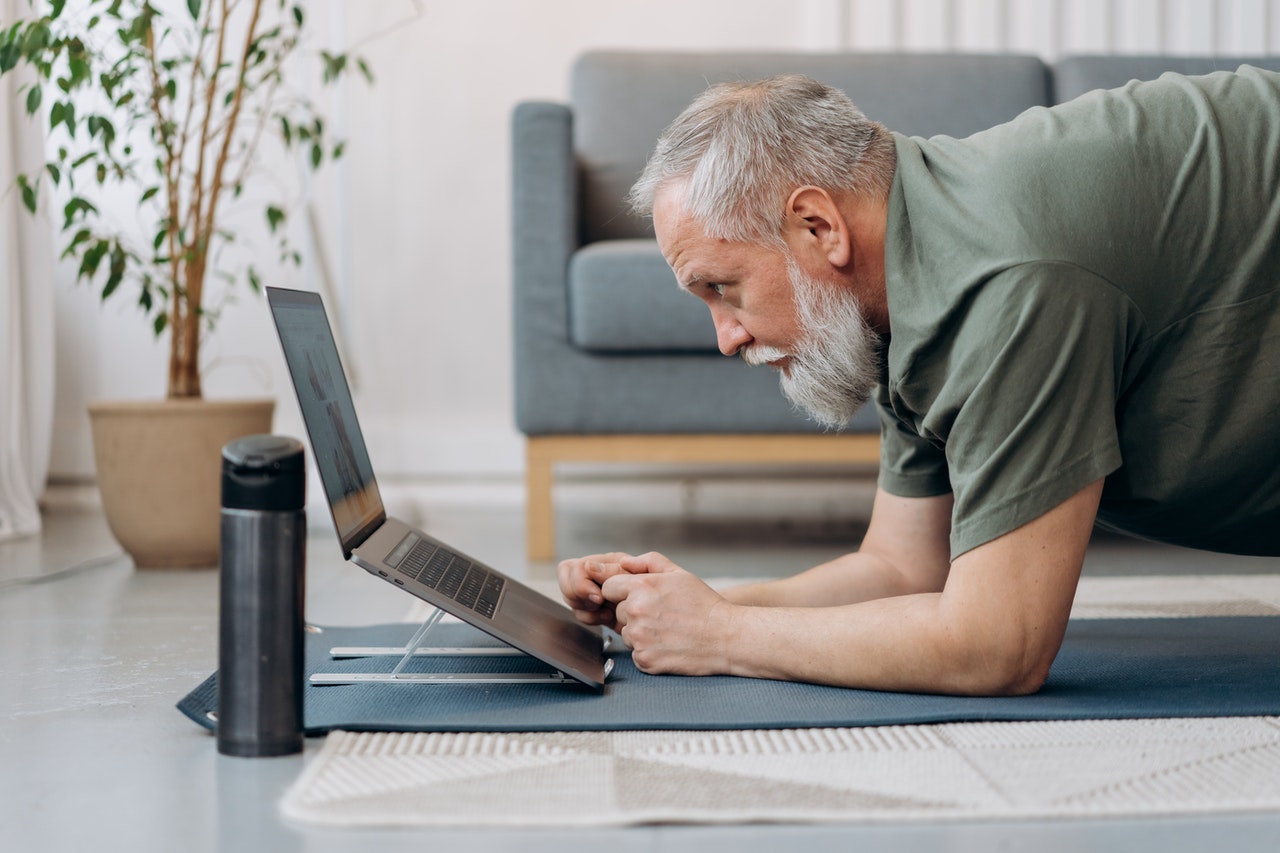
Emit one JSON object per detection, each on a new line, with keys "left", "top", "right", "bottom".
{"left": 946, "top": 628, "right": 1061, "bottom": 697}
{"left": 979, "top": 650, "right": 1055, "bottom": 696}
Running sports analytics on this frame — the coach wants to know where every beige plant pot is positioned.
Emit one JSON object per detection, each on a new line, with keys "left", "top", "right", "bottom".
{"left": 88, "top": 398, "right": 276, "bottom": 569}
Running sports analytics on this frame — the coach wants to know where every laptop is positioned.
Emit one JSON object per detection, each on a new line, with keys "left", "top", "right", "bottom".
{"left": 266, "top": 286, "right": 608, "bottom": 689}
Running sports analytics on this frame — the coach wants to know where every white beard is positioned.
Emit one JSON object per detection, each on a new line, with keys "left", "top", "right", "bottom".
{"left": 742, "top": 259, "right": 882, "bottom": 430}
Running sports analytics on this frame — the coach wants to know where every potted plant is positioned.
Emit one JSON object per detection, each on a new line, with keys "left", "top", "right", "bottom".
{"left": 0, "top": 0, "right": 369, "bottom": 566}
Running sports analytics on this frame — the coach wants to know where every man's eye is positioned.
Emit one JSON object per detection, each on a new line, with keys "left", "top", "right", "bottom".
{"left": 709, "top": 283, "right": 726, "bottom": 296}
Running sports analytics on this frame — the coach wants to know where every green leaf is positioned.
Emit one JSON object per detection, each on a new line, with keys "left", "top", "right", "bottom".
{"left": 293, "top": 5, "right": 304, "bottom": 26}
{"left": 80, "top": 240, "right": 108, "bottom": 282}
{"left": 153, "top": 312, "right": 167, "bottom": 337}
{"left": 310, "top": 142, "right": 321, "bottom": 169}
{"left": 45, "top": 163, "right": 60, "bottom": 185}
{"left": 187, "top": 0, "right": 202, "bottom": 19}
{"left": 321, "top": 51, "right": 345, "bottom": 84}
{"left": 17, "top": 174, "right": 36, "bottom": 214}
{"left": 25, "top": 84, "right": 41, "bottom": 114}
{"left": 103, "top": 244, "right": 126, "bottom": 298}
{"left": 247, "top": 267, "right": 262, "bottom": 292}
{"left": 51, "top": 0, "right": 67, "bottom": 20}
{"left": 0, "top": 42, "right": 20, "bottom": 75}
{"left": 357, "top": 58, "right": 374, "bottom": 85}
{"left": 124, "top": 11, "right": 151, "bottom": 44}
{"left": 68, "top": 54, "right": 90, "bottom": 87}
{"left": 63, "top": 196, "right": 98, "bottom": 228}
{"left": 23, "top": 21, "right": 51, "bottom": 53}
{"left": 140, "top": 186, "right": 159, "bottom": 202}
{"left": 61, "top": 228, "right": 91, "bottom": 259}
{"left": 98, "top": 117, "right": 116, "bottom": 148}
{"left": 265, "top": 206, "right": 285, "bottom": 233}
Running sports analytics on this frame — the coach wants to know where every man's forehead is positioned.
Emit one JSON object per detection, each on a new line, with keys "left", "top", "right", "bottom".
{"left": 652, "top": 183, "right": 693, "bottom": 235}
{"left": 654, "top": 201, "right": 714, "bottom": 288}
{"left": 653, "top": 183, "right": 712, "bottom": 257}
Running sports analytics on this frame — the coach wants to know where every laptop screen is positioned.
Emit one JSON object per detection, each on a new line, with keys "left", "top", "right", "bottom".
{"left": 267, "top": 287, "right": 385, "bottom": 555}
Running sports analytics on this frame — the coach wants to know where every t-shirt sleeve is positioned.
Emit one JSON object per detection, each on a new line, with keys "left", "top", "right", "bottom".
{"left": 891, "top": 263, "right": 1135, "bottom": 557}
{"left": 874, "top": 383, "right": 952, "bottom": 498}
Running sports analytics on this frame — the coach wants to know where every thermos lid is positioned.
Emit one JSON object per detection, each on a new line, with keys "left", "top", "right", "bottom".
{"left": 221, "top": 435, "right": 306, "bottom": 511}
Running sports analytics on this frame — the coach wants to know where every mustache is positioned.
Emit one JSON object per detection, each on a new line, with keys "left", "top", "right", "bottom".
{"left": 740, "top": 344, "right": 789, "bottom": 366}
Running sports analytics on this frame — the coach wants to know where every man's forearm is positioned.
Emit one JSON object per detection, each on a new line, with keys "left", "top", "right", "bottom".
{"left": 714, "top": 481, "right": 1101, "bottom": 695}
{"left": 715, "top": 591, "right": 1051, "bottom": 695}
{"left": 724, "top": 489, "right": 955, "bottom": 609}
{"left": 721, "top": 549, "right": 941, "bottom": 608}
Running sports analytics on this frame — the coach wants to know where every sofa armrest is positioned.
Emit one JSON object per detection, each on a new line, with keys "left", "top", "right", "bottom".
{"left": 512, "top": 101, "right": 578, "bottom": 433}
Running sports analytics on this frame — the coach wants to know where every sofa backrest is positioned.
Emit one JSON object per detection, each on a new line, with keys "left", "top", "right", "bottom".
{"left": 1055, "top": 54, "right": 1280, "bottom": 102}
{"left": 570, "top": 51, "right": 1052, "bottom": 245}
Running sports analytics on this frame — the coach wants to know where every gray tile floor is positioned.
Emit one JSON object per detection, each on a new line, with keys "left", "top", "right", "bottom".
{"left": 3, "top": 482, "right": 1278, "bottom": 852}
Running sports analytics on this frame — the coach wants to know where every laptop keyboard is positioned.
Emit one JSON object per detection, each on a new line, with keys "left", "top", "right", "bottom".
{"left": 388, "top": 536, "right": 505, "bottom": 619}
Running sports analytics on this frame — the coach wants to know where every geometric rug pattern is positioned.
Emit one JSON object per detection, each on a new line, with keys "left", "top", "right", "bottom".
{"left": 281, "top": 718, "right": 1280, "bottom": 827}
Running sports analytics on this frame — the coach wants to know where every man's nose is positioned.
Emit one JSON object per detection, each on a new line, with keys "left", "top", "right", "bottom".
{"left": 713, "top": 311, "right": 751, "bottom": 357}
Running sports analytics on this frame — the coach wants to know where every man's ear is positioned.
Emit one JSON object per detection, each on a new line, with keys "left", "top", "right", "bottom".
{"left": 784, "top": 186, "right": 852, "bottom": 268}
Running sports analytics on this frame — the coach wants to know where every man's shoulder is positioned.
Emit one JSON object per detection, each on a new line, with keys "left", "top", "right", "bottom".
{"left": 887, "top": 261, "right": 1137, "bottom": 382}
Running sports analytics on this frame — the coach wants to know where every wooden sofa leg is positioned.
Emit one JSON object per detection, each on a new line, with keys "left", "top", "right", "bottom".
{"left": 525, "top": 439, "right": 556, "bottom": 561}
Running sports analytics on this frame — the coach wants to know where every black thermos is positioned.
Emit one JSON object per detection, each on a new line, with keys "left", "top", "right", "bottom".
{"left": 217, "top": 434, "right": 307, "bottom": 757}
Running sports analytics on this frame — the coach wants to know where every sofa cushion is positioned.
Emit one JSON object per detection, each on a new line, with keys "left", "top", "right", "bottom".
{"left": 569, "top": 239, "right": 718, "bottom": 352}
{"left": 1055, "top": 54, "right": 1280, "bottom": 102}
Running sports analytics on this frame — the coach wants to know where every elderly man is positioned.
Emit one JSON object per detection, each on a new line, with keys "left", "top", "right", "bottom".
{"left": 557, "top": 67, "right": 1280, "bottom": 696}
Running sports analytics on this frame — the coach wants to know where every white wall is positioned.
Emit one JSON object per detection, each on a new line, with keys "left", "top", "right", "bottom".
{"left": 47, "top": 0, "right": 1280, "bottom": 485}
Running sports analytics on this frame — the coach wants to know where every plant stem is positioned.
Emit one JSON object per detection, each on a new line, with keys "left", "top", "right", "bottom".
{"left": 165, "top": 0, "right": 265, "bottom": 398}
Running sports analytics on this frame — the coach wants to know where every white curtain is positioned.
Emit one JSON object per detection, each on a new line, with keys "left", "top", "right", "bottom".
{"left": 0, "top": 0, "right": 56, "bottom": 541}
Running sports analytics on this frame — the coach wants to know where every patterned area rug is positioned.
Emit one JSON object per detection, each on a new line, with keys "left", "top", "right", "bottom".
{"left": 281, "top": 718, "right": 1280, "bottom": 827}
{"left": 282, "top": 575, "right": 1280, "bottom": 827}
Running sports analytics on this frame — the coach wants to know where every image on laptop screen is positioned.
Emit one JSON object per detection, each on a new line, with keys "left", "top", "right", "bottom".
{"left": 269, "top": 288, "right": 383, "bottom": 554}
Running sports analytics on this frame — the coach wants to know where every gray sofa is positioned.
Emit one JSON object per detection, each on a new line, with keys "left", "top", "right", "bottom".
{"left": 512, "top": 51, "right": 1280, "bottom": 559}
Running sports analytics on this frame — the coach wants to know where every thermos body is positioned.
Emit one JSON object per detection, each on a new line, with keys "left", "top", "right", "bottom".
{"left": 217, "top": 435, "right": 307, "bottom": 758}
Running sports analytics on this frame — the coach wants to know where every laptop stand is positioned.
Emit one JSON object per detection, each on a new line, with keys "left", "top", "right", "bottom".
{"left": 310, "top": 606, "right": 614, "bottom": 685}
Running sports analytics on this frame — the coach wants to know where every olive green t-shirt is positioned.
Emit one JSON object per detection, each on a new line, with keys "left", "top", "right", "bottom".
{"left": 878, "top": 66, "right": 1280, "bottom": 558}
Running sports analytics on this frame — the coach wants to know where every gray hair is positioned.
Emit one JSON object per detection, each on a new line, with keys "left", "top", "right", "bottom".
{"left": 628, "top": 74, "right": 896, "bottom": 247}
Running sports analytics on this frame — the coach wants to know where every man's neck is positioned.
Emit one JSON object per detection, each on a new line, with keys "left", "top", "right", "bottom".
{"left": 842, "top": 192, "right": 891, "bottom": 335}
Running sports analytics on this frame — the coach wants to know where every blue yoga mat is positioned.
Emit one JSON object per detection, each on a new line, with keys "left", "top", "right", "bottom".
{"left": 178, "top": 616, "right": 1280, "bottom": 734}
